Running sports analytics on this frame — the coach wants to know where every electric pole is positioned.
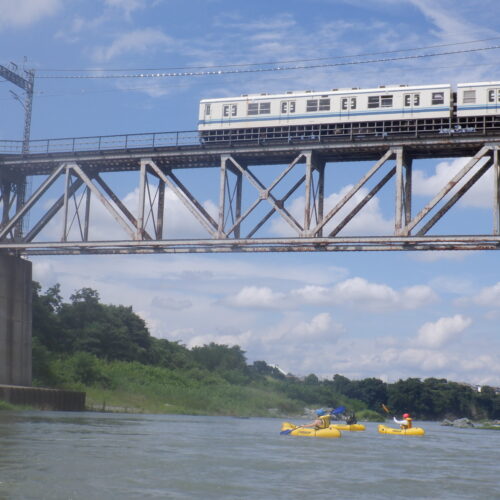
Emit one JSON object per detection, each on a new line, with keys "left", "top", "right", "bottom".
{"left": 0, "top": 62, "right": 35, "bottom": 238}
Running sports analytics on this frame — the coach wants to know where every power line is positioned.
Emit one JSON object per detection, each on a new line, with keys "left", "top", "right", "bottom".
{"left": 35, "top": 45, "right": 500, "bottom": 80}
{"left": 35, "top": 36, "right": 500, "bottom": 73}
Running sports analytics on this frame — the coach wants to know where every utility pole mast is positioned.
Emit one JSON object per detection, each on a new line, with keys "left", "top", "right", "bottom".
{"left": 0, "top": 62, "right": 35, "bottom": 152}
{"left": 0, "top": 62, "right": 35, "bottom": 238}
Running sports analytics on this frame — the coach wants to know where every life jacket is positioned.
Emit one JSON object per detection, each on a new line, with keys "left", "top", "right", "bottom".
{"left": 402, "top": 417, "right": 413, "bottom": 429}
{"left": 316, "top": 414, "right": 331, "bottom": 429}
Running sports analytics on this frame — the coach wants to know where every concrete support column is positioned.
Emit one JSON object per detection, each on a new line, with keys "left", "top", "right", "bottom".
{"left": 0, "top": 254, "right": 32, "bottom": 386}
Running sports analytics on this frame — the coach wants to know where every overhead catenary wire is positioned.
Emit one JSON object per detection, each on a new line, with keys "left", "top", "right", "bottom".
{"left": 1, "top": 60, "right": 499, "bottom": 102}
{"left": 35, "top": 35, "right": 500, "bottom": 73}
{"left": 34, "top": 44, "right": 500, "bottom": 80}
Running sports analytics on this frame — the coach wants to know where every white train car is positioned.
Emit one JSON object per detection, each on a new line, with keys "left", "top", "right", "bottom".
{"left": 457, "top": 81, "right": 500, "bottom": 117}
{"left": 198, "top": 83, "right": 452, "bottom": 140}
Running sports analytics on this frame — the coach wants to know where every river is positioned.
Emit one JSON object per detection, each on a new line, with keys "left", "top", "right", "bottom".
{"left": 0, "top": 411, "right": 498, "bottom": 499}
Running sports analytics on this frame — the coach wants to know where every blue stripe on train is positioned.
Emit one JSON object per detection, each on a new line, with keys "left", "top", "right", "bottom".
{"left": 198, "top": 106, "right": 450, "bottom": 126}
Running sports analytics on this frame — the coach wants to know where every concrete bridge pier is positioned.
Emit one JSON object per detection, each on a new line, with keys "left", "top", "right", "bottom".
{"left": 0, "top": 254, "right": 32, "bottom": 386}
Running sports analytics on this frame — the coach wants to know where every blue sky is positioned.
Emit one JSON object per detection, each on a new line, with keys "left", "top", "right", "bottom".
{"left": 1, "top": 0, "right": 500, "bottom": 385}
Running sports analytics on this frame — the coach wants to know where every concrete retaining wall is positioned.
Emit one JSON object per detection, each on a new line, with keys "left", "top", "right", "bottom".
{"left": 0, "top": 254, "right": 32, "bottom": 386}
{"left": 0, "top": 385, "right": 86, "bottom": 411}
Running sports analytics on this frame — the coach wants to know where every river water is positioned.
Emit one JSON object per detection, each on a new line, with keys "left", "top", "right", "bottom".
{"left": 0, "top": 411, "right": 498, "bottom": 499}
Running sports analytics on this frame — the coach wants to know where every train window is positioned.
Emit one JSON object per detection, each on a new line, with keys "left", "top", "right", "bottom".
{"left": 205, "top": 104, "right": 211, "bottom": 115}
{"left": 351, "top": 97, "right": 357, "bottom": 109}
{"left": 341, "top": 98, "right": 348, "bottom": 110}
{"left": 368, "top": 96, "right": 380, "bottom": 108}
{"left": 248, "top": 103, "right": 259, "bottom": 115}
{"left": 290, "top": 101, "right": 296, "bottom": 113}
{"left": 463, "top": 90, "right": 476, "bottom": 104}
{"left": 432, "top": 92, "right": 444, "bottom": 105}
{"left": 223, "top": 105, "right": 230, "bottom": 117}
{"left": 404, "top": 95, "right": 411, "bottom": 106}
{"left": 248, "top": 102, "right": 270, "bottom": 115}
{"left": 307, "top": 99, "right": 318, "bottom": 112}
{"left": 281, "top": 101, "right": 287, "bottom": 113}
{"left": 414, "top": 94, "right": 420, "bottom": 106}
{"left": 381, "top": 95, "right": 393, "bottom": 107}
{"left": 319, "top": 98, "right": 330, "bottom": 111}
{"left": 260, "top": 102, "right": 271, "bottom": 114}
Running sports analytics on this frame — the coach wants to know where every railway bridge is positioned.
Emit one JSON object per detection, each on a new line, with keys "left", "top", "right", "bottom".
{"left": 1, "top": 129, "right": 500, "bottom": 386}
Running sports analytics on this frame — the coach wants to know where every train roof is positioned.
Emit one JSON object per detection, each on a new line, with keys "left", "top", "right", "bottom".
{"left": 457, "top": 81, "right": 500, "bottom": 87}
{"left": 200, "top": 83, "right": 451, "bottom": 103}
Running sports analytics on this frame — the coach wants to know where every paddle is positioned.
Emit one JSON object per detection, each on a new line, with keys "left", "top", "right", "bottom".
{"left": 280, "top": 406, "right": 345, "bottom": 435}
{"left": 381, "top": 403, "right": 393, "bottom": 417}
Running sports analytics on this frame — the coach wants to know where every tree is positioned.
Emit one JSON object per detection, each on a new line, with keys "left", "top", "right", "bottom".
{"left": 191, "top": 343, "right": 248, "bottom": 372}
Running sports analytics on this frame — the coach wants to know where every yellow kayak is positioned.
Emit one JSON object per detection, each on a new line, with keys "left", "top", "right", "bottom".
{"left": 280, "top": 422, "right": 341, "bottom": 438}
{"left": 330, "top": 423, "right": 365, "bottom": 431}
{"left": 378, "top": 424, "right": 425, "bottom": 436}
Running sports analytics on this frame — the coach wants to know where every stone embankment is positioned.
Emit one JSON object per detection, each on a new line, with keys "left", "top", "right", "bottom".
{"left": 0, "top": 385, "right": 85, "bottom": 411}
{"left": 441, "top": 418, "right": 500, "bottom": 429}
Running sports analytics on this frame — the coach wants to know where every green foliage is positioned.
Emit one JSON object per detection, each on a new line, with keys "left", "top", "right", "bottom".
{"left": 31, "top": 281, "right": 500, "bottom": 420}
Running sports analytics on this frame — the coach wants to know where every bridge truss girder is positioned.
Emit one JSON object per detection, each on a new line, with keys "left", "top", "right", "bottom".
{"left": 1, "top": 143, "right": 500, "bottom": 255}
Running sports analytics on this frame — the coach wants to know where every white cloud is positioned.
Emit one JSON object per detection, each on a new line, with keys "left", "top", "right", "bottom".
{"left": 328, "top": 278, "right": 437, "bottom": 311}
{"left": 104, "top": 0, "right": 146, "bottom": 15}
{"left": 472, "top": 282, "right": 500, "bottom": 308}
{"left": 413, "top": 157, "right": 492, "bottom": 208}
{"left": 226, "top": 286, "right": 285, "bottom": 309}
{"left": 291, "top": 312, "right": 340, "bottom": 338}
{"left": 415, "top": 314, "right": 471, "bottom": 348}
{"left": 92, "top": 28, "right": 175, "bottom": 62}
{"left": 0, "top": 0, "right": 61, "bottom": 28}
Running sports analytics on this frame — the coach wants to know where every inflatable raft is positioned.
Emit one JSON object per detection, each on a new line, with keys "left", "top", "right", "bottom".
{"left": 330, "top": 423, "right": 365, "bottom": 431}
{"left": 280, "top": 422, "right": 341, "bottom": 438}
{"left": 378, "top": 424, "right": 425, "bottom": 436}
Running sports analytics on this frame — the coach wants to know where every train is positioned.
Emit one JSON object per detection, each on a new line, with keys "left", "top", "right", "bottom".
{"left": 198, "top": 81, "right": 500, "bottom": 143}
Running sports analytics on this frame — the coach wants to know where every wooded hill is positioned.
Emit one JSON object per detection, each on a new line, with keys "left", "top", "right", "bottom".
{"left": 32, "top": 282, "right": 500, "bottom": 420}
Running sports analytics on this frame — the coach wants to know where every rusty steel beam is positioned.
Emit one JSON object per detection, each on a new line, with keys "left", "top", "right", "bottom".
{"left": 2, "top": 138, "right": 500, "bottom": 255}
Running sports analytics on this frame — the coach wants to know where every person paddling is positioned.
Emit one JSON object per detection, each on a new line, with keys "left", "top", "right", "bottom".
{"left": 302, "top": 408, "right": 331, "bottom": 429}
{"left": 393, "top": 412, "right": 413, "bottom": 429}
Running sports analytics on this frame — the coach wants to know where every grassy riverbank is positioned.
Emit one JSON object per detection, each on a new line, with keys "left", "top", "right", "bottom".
{"left": 35, "top": 354, "right": 311, "bottom": 417}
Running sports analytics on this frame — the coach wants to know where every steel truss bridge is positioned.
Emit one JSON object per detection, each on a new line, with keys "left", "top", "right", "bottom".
{"left": 1, "top": 129, "right": 500, "bottom": 255}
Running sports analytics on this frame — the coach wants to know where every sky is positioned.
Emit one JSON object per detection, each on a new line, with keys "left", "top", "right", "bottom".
{"left": 1, "top": 0, "right": 500, "bottom": 386}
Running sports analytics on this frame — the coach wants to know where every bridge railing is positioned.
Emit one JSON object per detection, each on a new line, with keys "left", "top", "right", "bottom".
{"left": 0, "top": 130, "right": 201, "bottom": 155}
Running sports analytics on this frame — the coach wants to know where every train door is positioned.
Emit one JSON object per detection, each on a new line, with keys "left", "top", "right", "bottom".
{"left": 279, "top": 100, "right": 296, "bottom": 123}
{"left": 340, "top": 96, "right": 357, "bottom": 120}
{"left": 403, "top": 93, "right": 420, "bottom": 117}
{"left": 487, "top": 88, "right": 500, "bottom": 113}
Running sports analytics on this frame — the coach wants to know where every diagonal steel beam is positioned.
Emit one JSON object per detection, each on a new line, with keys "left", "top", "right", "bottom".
{"left": 403, "top": 145, "right": 491, "bottom": 235}
{"left": 311, "top": 148, "right": 395, "bottom": 236}
{"left": 23, "top": 177, "right": 84, "bottom": 242}
{"left": 416, "top": 158, "right": 493, "bottom": 235}
{"left": 494, "top": 148, "right": 500, "bottom": 235}
{"left": 225, "top": 155, "right": 303, "bottom": 234}
{"left": 329, "top": 166, "right": 397, "bottom": 237}
{"left": 245, "top": 174, "right": 306, "bottom": 238}
{"left": 143, "top": 159, "right": 218, "bottom": 237}
{"left": 0, "top": 163, "right": 66, "bottom": 240}
{"left": 68, "top": 163, "right": 136, "bottom": 239}
{"left": 221, "top": 152, "right": 306, "bottom": 237}
{"left": 93, "top": 173, "right": 152, "bottom": 240}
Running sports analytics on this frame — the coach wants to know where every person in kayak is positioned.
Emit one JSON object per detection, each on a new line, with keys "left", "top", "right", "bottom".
{"left": 302, "top": 408, "right": 331, "bottom": 429}
{"left": 393, "top": 413, "right": 413, "bottom": 429}
{"left": 345, "top": 411, "right": 357, "bottom": 425}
